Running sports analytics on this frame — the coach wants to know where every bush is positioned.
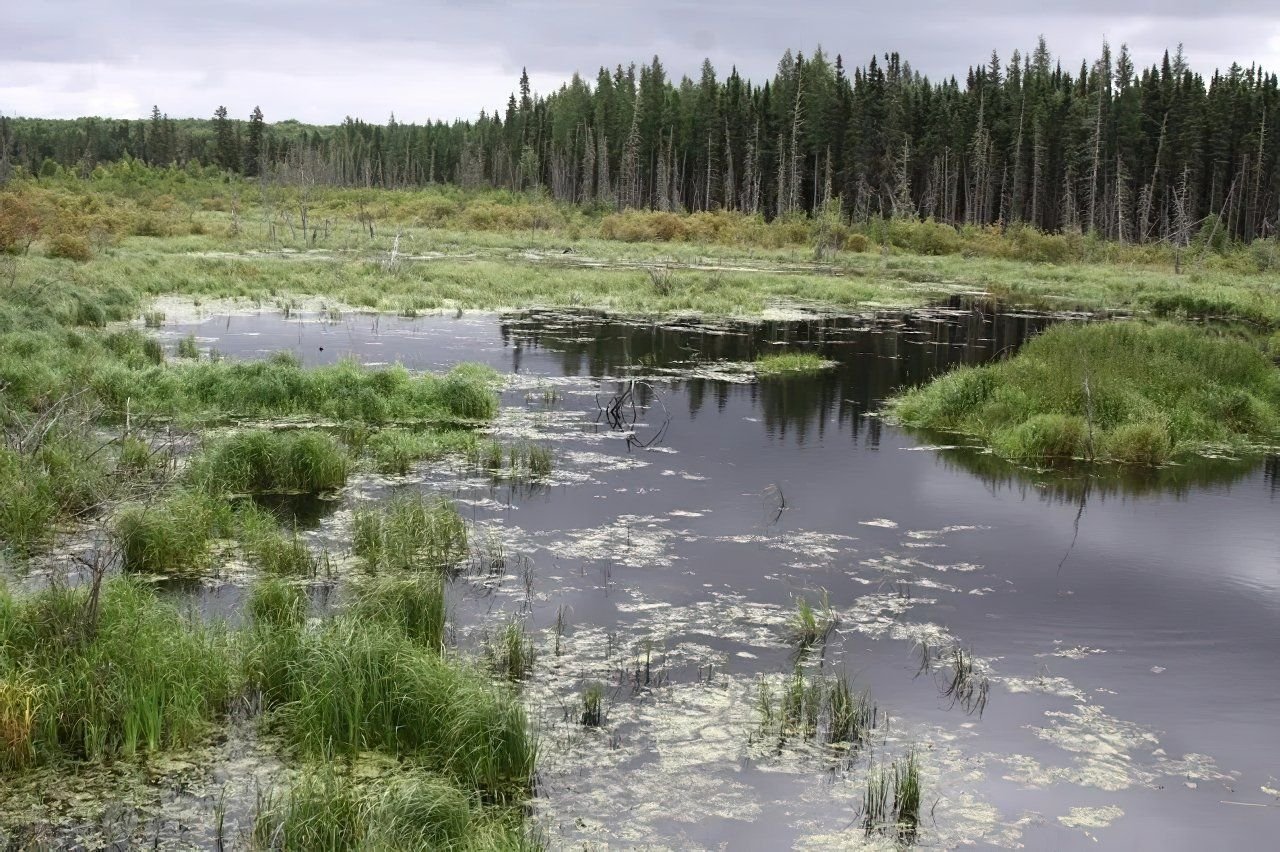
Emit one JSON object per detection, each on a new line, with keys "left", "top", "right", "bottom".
{"left": 46, "top": 233, "right": 92, "bottom": 262}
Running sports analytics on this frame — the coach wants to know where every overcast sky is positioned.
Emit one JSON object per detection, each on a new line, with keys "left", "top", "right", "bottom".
{"left": 5, "top": 1, "right": 1280, "bottom": 124}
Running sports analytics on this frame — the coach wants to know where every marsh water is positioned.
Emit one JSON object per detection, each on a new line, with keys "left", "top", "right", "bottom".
{"left": 28, "top": 303, "right": 1280, "bottom": 849}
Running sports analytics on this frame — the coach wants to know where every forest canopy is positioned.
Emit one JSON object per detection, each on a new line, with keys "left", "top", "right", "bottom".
{"left": 2, "top": 39, "right": 1277, "bottom": 245}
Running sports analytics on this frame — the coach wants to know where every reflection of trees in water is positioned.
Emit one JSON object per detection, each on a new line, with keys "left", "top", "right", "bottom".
{"left": 1267, "top": 455, "right": 1280, "bottom": 495}
{"left": 499, "top": 301, "right": 1056, "bottom": 442}
{"left": 928, "top": 440, "right": 1267, "bottom": 503}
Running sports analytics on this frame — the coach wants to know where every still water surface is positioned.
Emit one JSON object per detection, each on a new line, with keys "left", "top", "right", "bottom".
{"left": 151, "top": 304, "right": 1280, "bottom": 850}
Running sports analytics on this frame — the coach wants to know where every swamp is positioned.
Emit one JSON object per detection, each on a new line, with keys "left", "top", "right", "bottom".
{"left": 2, "top": 113, "right": 1280, "bottom": 847}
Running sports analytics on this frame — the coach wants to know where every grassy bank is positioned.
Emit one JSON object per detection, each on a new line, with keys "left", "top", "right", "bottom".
{"left": 5, "top": 171, "right": 1280, "bottom": 325}
{"left": 890, "top": 322, "right": 1280, "bottom": 465}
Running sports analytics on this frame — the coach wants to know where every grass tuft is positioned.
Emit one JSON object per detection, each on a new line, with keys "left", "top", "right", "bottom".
{"left": 754, "top": 352, "right": 835, "bottom": 376}
{"left": 352, "top": 494, "right": 468, "bottom": 574}
{"left": 188, "top": 429, "right": 350, "bottom": 495}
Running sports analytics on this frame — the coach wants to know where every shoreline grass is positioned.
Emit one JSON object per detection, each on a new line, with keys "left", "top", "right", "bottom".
{"left": 189, "top": 429, "right": 350, "bottom": 495}
{"left": 890, "top": 322, "right": 1280, "bottom": 465}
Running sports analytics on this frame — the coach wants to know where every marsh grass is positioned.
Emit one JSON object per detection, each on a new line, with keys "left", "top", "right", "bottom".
{"left": 892, "top": 322, "right": 1280, "bottom": 465}
{"left": 251, "top": 620, "right": 535, "bottom": 801}
{"left": 237, "top": 503, "right": 319, "bottom": 577}
{"left": 188, "top": 429, "right": 350, "bottom": 495}
{"left": 248, "top": 577, "right": 308, "bottom": 628}
{"left": 349, "top": 574, "right": 446, "bottom": 651}
{"left": 0, "top": 578, "right": 236, "bottom": 768}
{"left": 754, "top": 352, "right": 835, "bottom": 376}
{"left": 367, "top": 427, "right": 476, "bottom": 475}
{"left": 486, "top": 620, "right": 536, "bottom": 682}
{"left": 176, "top": 333, "right": 199, "bottom": 359}
{"left": 114, "top": 489, "right": 232, "bottom": 575}
{"left": 756, "top": 669, "right": 877, "bottom": 749}
{"left": 788, "top": 591, "right": 838, "bottom": 650}
{"left": 0, "top": 428, "right": 114, "bottom": 553}
{"left": 466, "top": 440, "right": 553, "bottom": 482}
{"left": 251, "top": 766, "right": 533, "bottom": 851}
{"left": 579, "top": 683, "right": 606, "bottom": 727}
{"left": 863, "top": 749, "right": 923, "bottom": 844}
{"left": 920, "top": 644, "right": 990, "bottom": 717}
{"left": 352, "top": 494, "right": 468, "bottom": 574}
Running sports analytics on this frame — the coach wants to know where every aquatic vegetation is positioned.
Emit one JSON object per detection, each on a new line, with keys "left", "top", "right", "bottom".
{"left": 0, "top": 428, "right": 113, "bottom": 553}
{"left": 753, "top": 352, "right": 835, "bottom": 376}
{"left": 176, "top": 333, "right": 199, "bottom": 358}
{"left": 252, "top": 766, "right": 533, "bottom": 851}
{"left": 486, "top": 619, "right": 536, "bottom": 682}
{"left": 0, "top": 578, "right": 237, "bottom": 769}
{"left": 248, "top": 577, "right": 308, "bottom": 628}
{"left": 756, "top": 669, "right": 877, "bottom": 749}
{"left": 188, "top": 429, "right": 350, "bottom": 495}
{"left": 351, "top": 494, "right": 469, "bottom": 573}
{"left": 863, "top": 749, "right": 923, "bottom": 843}
{"left": 238, "top": 502, "right": 320, "bottom": 577}
{"left": 367, "top": 427, "right": 476, "bottom": 475}
{"left": 891, "top": 322, "right": 1280, "bottom": 465}
{"left": 114, "top": 489, "right": 233, "bottom": 575}
{"left": 466, "top": 440, "right": 553, "bottom": 482}
{"left": 349, "top": 574, "right": 447, "bottom": 651}
{"left": 251, "top": 620, "right": 535, "bottom": 801}
{"left": 917, "top": 643, "right": 990, "bottom": 717}
{"left": 579, "top": 683, "right": 606, "bottom": 727}
{"left": 788, "top": 591, "right": 838, "bottom": 650}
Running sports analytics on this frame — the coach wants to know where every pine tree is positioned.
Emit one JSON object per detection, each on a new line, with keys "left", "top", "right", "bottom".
{"left": 245, "top": 106, "right": 266, "bottom": 177}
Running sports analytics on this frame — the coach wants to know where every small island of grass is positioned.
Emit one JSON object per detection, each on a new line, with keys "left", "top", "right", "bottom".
{"left": 889, "top": 322, "right": 1280, "bottom": 466}
{"left": 754, "top": 352, "right": 836, "bottom": 376}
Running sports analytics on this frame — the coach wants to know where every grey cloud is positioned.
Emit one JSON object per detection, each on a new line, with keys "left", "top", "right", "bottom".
{"left": 6, "top": 1, "right": 1279, "bottom": 120}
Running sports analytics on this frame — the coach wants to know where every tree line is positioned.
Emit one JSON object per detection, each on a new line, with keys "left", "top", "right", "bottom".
{"left": 2, "top": 39, "right": 1278, "bottom": 244}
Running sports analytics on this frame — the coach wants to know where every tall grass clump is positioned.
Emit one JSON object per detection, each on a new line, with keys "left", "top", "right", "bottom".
{"left": 756, "top": 669, "right": 877, "bottom": 750}
{"left": 188, "top": 429, "right": 349, "bottom": 495}
{"left": 0, "top": 578, "right": 236, "bottom": 768}
{"left": 251, "top": 767, "right": 532, "bottom": 851}
{"left": 114, "top": 489, "right": 232, "bottom": 575}
{"left": 0, "top": 428, "right": 113, "bottom": 553}
{"left": 252, "top": 621, "right": 535, "bottom": 801}
{"left": 237, "top": 502, "right": 318, "bottom": 577}
{"left": 351, "top": 494, "right": 468, "bottom": 573}
{"left": 863, "top": 750, "right": 923, "bottom": 843}
{"left": 367, "top": 427, "right": 477, "bottom": 475}
{"left": 349, "top": 574, "right": 447, "bottom": 651}
{"left": 891, "top": 322, "right": 1280, "bottom": 465}
{"left": 579, "top": 683, "right": 606, "bottom": 727}
{"left": 485, "top": 619, "right": 536, "bottom": 681}
{"left": 788, "top": 591, "right": 837, "bottom": 650}
{"left": 248, "top": 577, "right": 308, "bottom": 628}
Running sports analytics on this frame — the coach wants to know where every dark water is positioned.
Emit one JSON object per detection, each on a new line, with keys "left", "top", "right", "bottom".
{"left": 152, "top": 305, "right": 1280, "bottom": 849}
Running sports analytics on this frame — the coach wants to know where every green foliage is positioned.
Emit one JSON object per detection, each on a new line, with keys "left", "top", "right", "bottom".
{"left": 892, "top": 322, "right": 1280, "bottom": 465}
{"left": 486, "top": 620, "right": 536, "bottom": 682}
{"left": 248, "top": 576, "right": 308, "bottom": 628}
{"left": 367, "top": 428, "right": 477, "bottom": 475}
{"left": 176, "top": 333, "right": 199, "bottom": 358}
{"left": 188, "top": 429, "right": 350, "bottom": 495}
{"left": 114, "top": 489, "right": 232, "bottom": 575}
{"left": 249, "top": 620, "right": 535, "bottom": 802}
{"left": 252, "top": 767, "right": 533, "bottom": 852}
{"left": 349, "top": 574, "right": 447, "bottom": 651}
{"left": 352, "top": 495, "right": 468, "bottom": 574}
{"left": 0, "top": 578, "right": 236, "bottom": 769}
{"left": 45, "top": 234, "right": 92, "bottom": 262}
{"left": 237, "top": 502, "right": 319, "bottom": 577}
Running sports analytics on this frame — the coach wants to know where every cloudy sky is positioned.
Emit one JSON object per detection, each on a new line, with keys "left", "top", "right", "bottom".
{"left": 5, "top": 1, "right": 1280, "bottom": 123}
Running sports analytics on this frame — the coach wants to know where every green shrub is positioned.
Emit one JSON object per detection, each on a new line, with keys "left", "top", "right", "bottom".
{"left": 352, "top": 495, "right": 468, "bottom": 574}
{"left": 46, "top": 233, "right": 92, "bottom": 262}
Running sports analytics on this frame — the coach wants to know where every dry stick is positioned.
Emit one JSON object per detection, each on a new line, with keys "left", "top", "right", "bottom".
{"left": 1082, "top": 366, "right": 1096, "bottom": 462}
